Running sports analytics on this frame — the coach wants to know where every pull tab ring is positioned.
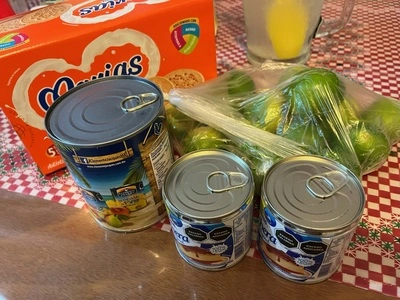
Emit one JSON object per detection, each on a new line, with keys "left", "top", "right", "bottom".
{"left": 206, "top": 171, "right": 248, "bottom": 193}
{"left": 306, "top": 170, "right": 348, "bottom": 198}
{"left": 120, "top": 92, "right": 159, "bottom": 113}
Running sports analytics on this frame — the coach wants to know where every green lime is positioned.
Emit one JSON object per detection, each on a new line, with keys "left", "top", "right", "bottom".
{"left": 284, "top": 68, "right": 345, "bottom": 115}
{"left": 278, "top": 65, "right": 309, "bottom": 83}
{"left": 338, "top": 97, "right": 360, "bottom": 125}
{"left": 183, "top": 126, "right": 228, "bottom": 153}
{"left": 240, "top": 91, "right": 288, "bottom": 133}
{"left": 281, "top": 121, "right": 325, "bottom": 154}
{"left": 281, "top": 68, "right": 346, "bottom": 146}
{"left": 165, "top": 103, "right": 199, "bottom": 141}
{"left": 324, "top": 143, "right": 361, "bottom": 177}
{"left": 349, "top": 121, "right": 390, "bottom": 172}
{"left": 361, "top": 96, "right": 400, "bottom": 143}
{"left": 227, "top": 70, "right": 256, "bottom": 96}
{"left": 261, "top": 92, "right": 287, "bottom": 133}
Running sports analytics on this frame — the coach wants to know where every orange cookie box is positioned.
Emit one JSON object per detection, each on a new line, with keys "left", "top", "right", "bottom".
{"left": 0, "top": 0, "right": 217, "bottom": 175}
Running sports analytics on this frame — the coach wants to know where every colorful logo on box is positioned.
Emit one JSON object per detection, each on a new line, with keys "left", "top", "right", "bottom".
{"left": 170, "top": 18, "right": 200, "bottom": 55}
{"left": 0, "top": 32, "right": 29, "bottom": 51}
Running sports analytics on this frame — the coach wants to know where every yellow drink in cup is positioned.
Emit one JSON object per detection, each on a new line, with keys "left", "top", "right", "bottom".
{"left": 243, "top": 0, "right": 355, "bottom": 65}
{"left": 267, "top": 0, "right": 308, "bottom": 60}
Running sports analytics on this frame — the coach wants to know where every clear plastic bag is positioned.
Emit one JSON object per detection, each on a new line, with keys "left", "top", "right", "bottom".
{"left": 166, "top": 63, "right": 400, "bottom": 194}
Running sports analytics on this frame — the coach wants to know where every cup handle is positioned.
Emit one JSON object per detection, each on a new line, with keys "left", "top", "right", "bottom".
{"left": 315, "top": 0, "right": 355, "bottom": 38}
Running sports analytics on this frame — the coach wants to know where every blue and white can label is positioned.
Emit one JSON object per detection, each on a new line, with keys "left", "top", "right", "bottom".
{"left": 258, "top": 155, "right": 365, "bottom": 283}
{"left": 168, "top": 200, "right": 253, "bottom": 270}
{"left": 163, "top": 149, "right": 255, "bottom": 270}
{"left": 258, "top": 201, "right": 355, "bottom": 283}
{"left": 45, "top": 76, "right": 174, "bottom": 232}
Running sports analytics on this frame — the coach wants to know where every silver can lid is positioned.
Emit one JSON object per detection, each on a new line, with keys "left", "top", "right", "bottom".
{"left": 263, "top": 155, "right": 365, "bottom": 233}
{"left": 163, "top": 149, "right": 254, "bottom": 220}
{"left": 45, "top": 76, "right": 163, "bottom": 147}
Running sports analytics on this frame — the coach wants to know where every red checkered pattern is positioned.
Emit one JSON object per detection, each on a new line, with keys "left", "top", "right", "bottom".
{"left": 0, "top": 111, "right": 85, "bottom": 208}
{"left": 328, "top": 144, "right": 400, "bottom": 296}
{"left": 214, "top": 0, "right": 400, "bottom": 297}
{"left": 0, "top": 0, "right": 399, "bottom": 298}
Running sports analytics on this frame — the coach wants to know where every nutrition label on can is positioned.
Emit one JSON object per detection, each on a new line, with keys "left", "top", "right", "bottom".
{"left": 149, "top": 130, "right": 174, "bottom": 189}
{"left": 316, "top": 232, "right": 354, "bottom": 278}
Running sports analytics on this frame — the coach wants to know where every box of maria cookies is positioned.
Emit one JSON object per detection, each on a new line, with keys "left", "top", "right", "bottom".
{"left": 0, "top": 0, "right": 217, "bottom": 175}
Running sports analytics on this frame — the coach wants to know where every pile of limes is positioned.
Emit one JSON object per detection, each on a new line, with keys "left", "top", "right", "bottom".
{"left": 231, "top": 67, "right": 399, "bottom": 176}
{"left": 165, "top": 67, "right": 400, "bottom": 178}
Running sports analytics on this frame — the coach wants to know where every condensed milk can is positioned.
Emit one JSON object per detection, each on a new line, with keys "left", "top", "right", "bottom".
{"left": 258, "top": 155, "right": 365, "bottom": 283}
{"left": 163, "top": 149, "right": 255, "bottom": 270}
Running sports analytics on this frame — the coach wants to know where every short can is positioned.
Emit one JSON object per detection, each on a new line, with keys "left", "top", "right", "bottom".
{"left": 163, "top": 149, "right": 255, "bottom": 270}
{"left": 258, "top": 155, "right": 365, "bottom": 283}
{"left": 44, "top": 76, "right": 174, "bottom": 232}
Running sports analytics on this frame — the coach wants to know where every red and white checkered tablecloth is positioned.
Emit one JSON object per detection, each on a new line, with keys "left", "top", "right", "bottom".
{"left": 1, "top": 0, "right": 400, "bottom": 297}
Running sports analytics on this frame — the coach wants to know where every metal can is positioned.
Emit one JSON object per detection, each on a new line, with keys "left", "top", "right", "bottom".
{"left": 258, "top": 155, "right": 365, "bottom": 283}
{"left": 44, "top": 76, "right": 174, "bottom": 232}
{"left": 163, "top": 149, "right": 255, "bottom": 270}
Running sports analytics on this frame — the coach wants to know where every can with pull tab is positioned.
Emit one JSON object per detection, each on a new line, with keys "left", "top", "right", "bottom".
{"left": 163, "top": 149, "right": 255, "bottom": 270}
{"left": 45, "top": 76, "right": 174, "bottom": 232}
{"left": 258, "top": 155, "right": 365, "bottom": 283}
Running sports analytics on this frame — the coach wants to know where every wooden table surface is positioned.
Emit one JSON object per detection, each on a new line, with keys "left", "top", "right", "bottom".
{"left": 0, "top": 189, "right": 394, "bottom": 299}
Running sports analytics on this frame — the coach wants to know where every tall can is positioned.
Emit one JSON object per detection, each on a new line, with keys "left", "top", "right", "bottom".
{"left": 163, "top": 149, "right": 255, "bottom": 270}
{"left": 258, "top": 155, "right": 365, "bottom": 283}
{"left": 45, "top": 76, "right": 174, "bottom": 232}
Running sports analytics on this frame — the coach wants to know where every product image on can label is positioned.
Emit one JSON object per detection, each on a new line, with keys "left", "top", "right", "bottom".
{"left": 45, "top": 76, "right": 174, "bottom": 232}
{"left": 258, "top": 155, "right": 365, "bottom": 283}
{"left": 163, "top": 149, "right": 255, "bottom": 270}
{"left": 169, "top": 207, "right": 252, "bottom": 269}
{"left": 110, "top": 182, "right": 147, "bottom": 212}
{"left": 259, "top": 204, "right": 355, "bottom": 282}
